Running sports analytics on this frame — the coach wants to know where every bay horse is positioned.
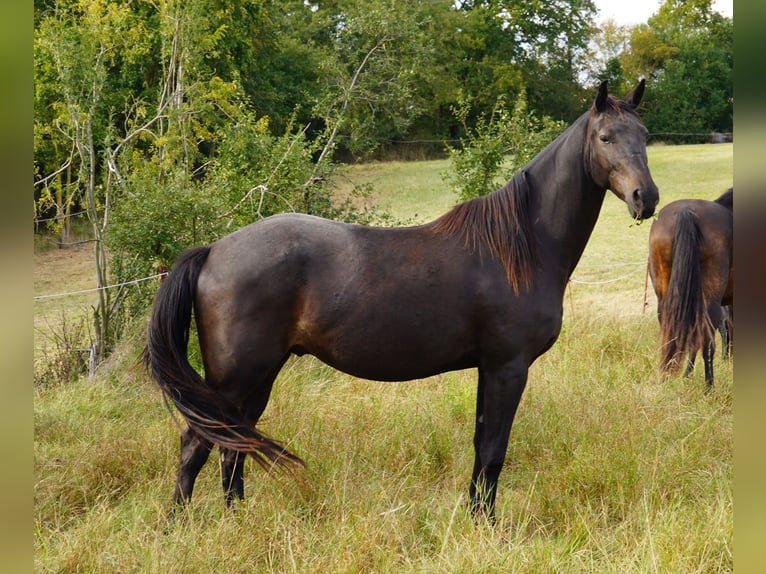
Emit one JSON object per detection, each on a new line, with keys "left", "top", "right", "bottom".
{"left": 648, "top": 188, "right": 733, "bottom": 390}
{"left": 146, "top": 80, "right": 658, "bottom": 519}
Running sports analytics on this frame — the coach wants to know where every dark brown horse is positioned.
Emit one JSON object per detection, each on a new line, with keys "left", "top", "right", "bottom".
{"left": 146, "top": 80, "right": 658, "bottom": 519}
{"left": 648, "top": 188, "right": 733, "bottom": 389}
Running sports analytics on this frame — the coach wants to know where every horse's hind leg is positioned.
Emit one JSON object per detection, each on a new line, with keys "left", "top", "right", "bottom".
{"left": 703, "top": 304, "right": 722, "bottom": 391}
{"left": 719, "top": 305, "right": 733, "bottom": 360}
{"left": 220, "top": 447, "right": 246, "bottom": 507}
{"left": 170, "top": 368, "right": 281, "bottom": 514}
{"left": 683, "top": 352, "right": 696, "bottom": 378}
{"left": 168, "top": 427, "right": 214, "bottom": 521}
{"left": 215, "top": 366, "right": 283, "bottom": 506}
{"left": 703, "top": 340, "right": 715, "bottom": 391}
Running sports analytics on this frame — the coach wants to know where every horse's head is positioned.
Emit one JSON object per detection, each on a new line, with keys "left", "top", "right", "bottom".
{"left": 586, "top": 79, "right": 659, "bottom": 220}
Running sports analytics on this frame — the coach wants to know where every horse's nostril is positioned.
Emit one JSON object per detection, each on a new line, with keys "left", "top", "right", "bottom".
{"left": 632, "top": 189, "right": 641, "bottom": 203}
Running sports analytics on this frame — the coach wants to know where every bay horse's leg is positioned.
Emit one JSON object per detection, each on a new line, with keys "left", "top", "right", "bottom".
{"left": 683, "top": 352, "right": 696, "bottom": 378}
{"left": 727, "top": 305, "right": 734, "bottom": 357}
{"left": 703, "top": 304, "right": 722, "bottom": 391}
{"left": 469, "top": 361, "right": 529, "bottom": 519}
{"left": 216, "top": 371, "right": 281, "bottom": 507}
{"left": 469, "top": 371, "right": 486, "bottom": 513}
{"left": 702, "top": 340, "right": 715, "bottom": 392}
{"left": 168, "top": 427, "right": 213, "bottom": 521}
{"left": 719, "top": 305, "right": 732, "bottom": 360}
{"left": 220, "top": 447, "right": 246, "bottom": 507}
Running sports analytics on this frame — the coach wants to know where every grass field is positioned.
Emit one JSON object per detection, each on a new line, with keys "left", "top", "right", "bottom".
{"left": 34, "top": 143, "right": 733, "bottom": 572}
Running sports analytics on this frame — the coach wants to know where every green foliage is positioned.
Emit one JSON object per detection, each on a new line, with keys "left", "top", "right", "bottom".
{"left": 308, "top": 1, "right": 437, "bottom": 158}
{"left": 443, "top": 92, "right": 566, "bottom": 201}
{"left": 204, "top": 112, "right": 317, "bottom": 225}
{"left": 104, "top": 111, "right": 341, "bottom": 339}
{"left": 619, "top": 0, "right": 733, "bottom": 139}
{"left": 641, "top": 12, "right": 733, "bottom": 138}
{"left": 600, "top": 57, "right": 625, "bottom": 92}
{"left": 582, "top": 19, "right": 631, "bottom": 96}
{"left": 34, "top": 0, "right": 155, "bottom": 210}
{"left": 107, "top": 174, "right": 219, "bottom": 269}
{"left": 33, "top": 0, "right": 734, "bottom": 192}
{"left": 448, "top": 0, "right": 597, "bottom": 123}
{"left": 620, "top": 25, "right": 680, "bottom": 82}
{"left": 36, "top": 0, "right": 391, "bottom": 363}
{"left": 102, "top": 100, "right": 398, "bottom": 341}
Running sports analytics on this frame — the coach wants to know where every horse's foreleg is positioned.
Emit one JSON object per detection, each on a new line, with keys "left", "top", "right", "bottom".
{"left": 469, "top": 371, "right": 486, "bottom": 514}
{"left": 220, "top": 447, "right": 246, "bottom": 507}
{"left": 469, "top": 362, "right": 528, "bottom": 520}
{"left": 171, "top": 427, "right": 213, "bottom": 512}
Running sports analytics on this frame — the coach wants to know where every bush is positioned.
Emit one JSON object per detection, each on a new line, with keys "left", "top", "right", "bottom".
{"left": 34, "top": 312, "right": 92, "bottom": 387}
{"left": 444, "top": 91, "right": 566, "bottom": 201}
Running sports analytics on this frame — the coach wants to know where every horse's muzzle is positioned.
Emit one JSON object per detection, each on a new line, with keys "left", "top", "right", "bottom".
{"left": 630, "top": 185, "right": 659, "bottom": 220}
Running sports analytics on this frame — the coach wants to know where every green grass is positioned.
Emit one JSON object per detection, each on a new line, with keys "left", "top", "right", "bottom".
{"left": 35, "top": 143, "right": 733, "bottom": 573}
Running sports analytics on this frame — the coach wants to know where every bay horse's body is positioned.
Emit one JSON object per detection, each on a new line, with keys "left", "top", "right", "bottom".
{"left": 146, "top": 80, "right": 658, "bottom": 518}
{"left": 648, "top": 188, "right": 733, "bottom": 389}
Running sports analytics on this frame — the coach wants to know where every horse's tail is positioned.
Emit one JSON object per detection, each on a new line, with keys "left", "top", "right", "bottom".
{"left": 144, "top": 246, "right": 302, "bottom": 470}
{"left": 659, "top": 209, "right": 715, "bottom": 372}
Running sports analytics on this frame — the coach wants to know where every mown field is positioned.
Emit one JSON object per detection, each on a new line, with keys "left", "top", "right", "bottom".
{"left": 34, "top": 143, "right": 733, "bottom": 572}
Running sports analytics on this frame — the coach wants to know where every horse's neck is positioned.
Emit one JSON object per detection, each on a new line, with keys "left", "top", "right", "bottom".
{"left": 527, "top": 118, "right": 607, "bottom": 280}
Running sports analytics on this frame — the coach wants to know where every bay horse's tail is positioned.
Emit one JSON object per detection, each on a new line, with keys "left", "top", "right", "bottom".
{"left": 659, "top": 209, "right": 715, "bottom": 372}
{"left": 145, "top": 246, "right": 302, "bottom": 470}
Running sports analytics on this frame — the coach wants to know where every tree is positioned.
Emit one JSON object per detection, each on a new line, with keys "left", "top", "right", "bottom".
{"left": 34, "top": 0, "right": 155, "bottom": 360}
{"left": 581, "top": 19, "right": 631, "bottom": 94}
{"left": 619, "top": 25, "right": 679, "bottom": 83}
{"left": 345, "top": 0, "right": 600, "bottom": 155}
{"left": 304, "top": 1, "right": 438, "bottom": 159}
{"left": 637, "top": 0, "right": 733, "bottom": 139}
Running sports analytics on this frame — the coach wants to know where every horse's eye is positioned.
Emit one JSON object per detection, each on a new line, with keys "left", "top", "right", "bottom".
{"left": 599, "top": 135, "right": 611, "bottom": 144}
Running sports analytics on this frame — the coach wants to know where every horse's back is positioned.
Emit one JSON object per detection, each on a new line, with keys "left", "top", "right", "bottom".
{"left": 655, "top": 199, "right": 732, "bottom": 257}
{"left": 208, "top": 213, "right": 353, "bottom": 270}
{"left": 655, "top": 198, "right": 732, "bottom": 228}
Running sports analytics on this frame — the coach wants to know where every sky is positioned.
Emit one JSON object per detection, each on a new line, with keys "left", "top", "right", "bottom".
{"left": 592, "top": 0, "right": 733, "bottom": 25}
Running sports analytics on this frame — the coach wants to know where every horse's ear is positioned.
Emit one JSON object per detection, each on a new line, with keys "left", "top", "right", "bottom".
{"left": 593, "top": 80, "right": 609, "bottom": 113}
{"left": 623, "top": 78, "right": 646, "bottom": 109}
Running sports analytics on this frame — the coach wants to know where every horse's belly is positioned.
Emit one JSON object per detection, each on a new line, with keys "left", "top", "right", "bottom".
{"left": 320, "top": 352, "right": 475, "bottom": 382}
{"left": 293, "top": 311, "right": 477, "bottom": 382}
